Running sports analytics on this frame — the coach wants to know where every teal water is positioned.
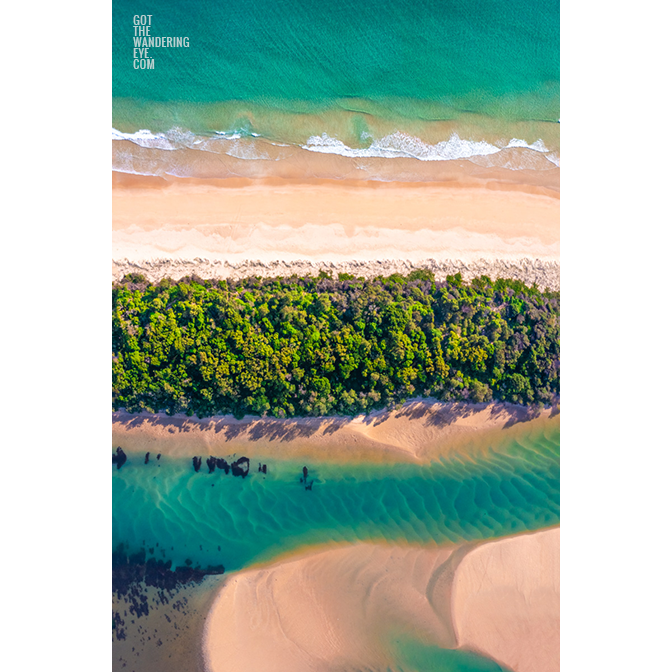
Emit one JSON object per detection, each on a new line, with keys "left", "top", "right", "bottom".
{"left": 393, "top": 638, "right": 514, "bottom": 672}
{"left": 112, "top": 0, "right": 559, "bottom": 136}
{"left": 112, "top": 421, "right": 559, "bottom": 572}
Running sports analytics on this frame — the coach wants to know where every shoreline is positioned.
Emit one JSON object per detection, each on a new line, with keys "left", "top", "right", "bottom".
{"left": 112, "top": 132, "right": 560, "bottom": 186}
{"left": 201, "top": 526, "right": 559, "bottom": 672}
{"left": 113, "top": 399, "right": 559, "bottom": 465}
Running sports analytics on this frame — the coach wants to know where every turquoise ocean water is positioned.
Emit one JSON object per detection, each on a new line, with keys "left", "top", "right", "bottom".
{"left": 112, "top": 0, "right": 560, "bottom": 177}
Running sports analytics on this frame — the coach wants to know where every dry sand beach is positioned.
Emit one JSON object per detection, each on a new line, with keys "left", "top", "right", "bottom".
{"left": 112, "top": 169, "right": 559, "bottom": 282}
{"left": 202, "top": 528, "right": 559, "bottom": 672}
{"left": 113, "top": 400, "right": 559, "bottom": 465}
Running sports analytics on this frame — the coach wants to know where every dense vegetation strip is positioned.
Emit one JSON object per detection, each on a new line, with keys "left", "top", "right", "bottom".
{"left": 113, "top": 271, "right": 559, "bottom": 417}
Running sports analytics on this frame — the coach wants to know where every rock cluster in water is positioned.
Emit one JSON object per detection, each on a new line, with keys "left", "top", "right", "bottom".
{"left": 112, "top": 447, "right": 127, "bottom": 469}
{"left": 114, "top": 449, "right": 319, "bottom": 491}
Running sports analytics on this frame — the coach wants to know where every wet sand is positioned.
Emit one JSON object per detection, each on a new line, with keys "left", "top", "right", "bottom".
{"left": 113, "top": 575, "right": 226, "bottom": 672}
{"left": 113, "top": 400, "right": 559, "bottom": 465}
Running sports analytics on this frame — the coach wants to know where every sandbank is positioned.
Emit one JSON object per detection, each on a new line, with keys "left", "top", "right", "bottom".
{"left": 202, "top": 528, "right": 559, "bottom": 672}
{"left": 113, "top": 400, "right": 559, "bottom": 465}
{"left": 453, "top": 527, "right": 560, "bottom": 672}
{"left": 202, "top": 542, "right": 465, "bottom": 672}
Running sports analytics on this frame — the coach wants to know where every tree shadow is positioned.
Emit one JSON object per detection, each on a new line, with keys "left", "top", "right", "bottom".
{"left": 113, "top": 397, "right": 559, "bottom": 445}
{"left": 113, "top": 410, "right": 349, "bottom": 444}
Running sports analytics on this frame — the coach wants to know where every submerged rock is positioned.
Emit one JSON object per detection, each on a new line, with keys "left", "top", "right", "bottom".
{"left": 113, "top": 447, "right": 127, "bottom": 469}
{"left": 206, "top": 456, "right": 216, "bottom": 474}
{"left": 192, "top": 456, "right": 202, "bottom": 472}
{"left": 215, "top": 458, "right": 229, "bottom": 474}
{"left": 144, "top": 452, "right": 150, "bottom": 464}
{"left": 231, "top": 457, "right": 250, "bottom": 478}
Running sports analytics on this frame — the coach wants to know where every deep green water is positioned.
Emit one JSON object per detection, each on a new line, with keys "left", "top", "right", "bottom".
{"left": 112, "top": 420, "right": 559, "bottom": 572}
{"left": 112, "top": 0, "right": 559, "bottom": 137}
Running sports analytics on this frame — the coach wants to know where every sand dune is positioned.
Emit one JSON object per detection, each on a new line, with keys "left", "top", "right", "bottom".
{"left": 202, "top": 528, "right": 559, "bottom": 672}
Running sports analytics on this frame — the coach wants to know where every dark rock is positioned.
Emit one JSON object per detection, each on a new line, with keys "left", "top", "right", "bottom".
{"left": 114, "top": 447, "right": 127, "bottom": 469}
{"left": 215, "top": 458, "right": 229, "bottom": 474}
{"left": 144, "top": 452, "right": 150, "bottom": 464}
{"left": 262, "top": 464, "right": 267, "bottom": 474}
{"left": 206, "top": 456, "right": 216, "bottom": 473}
{"left": 302, "top": 466, "right": 308, "bottom": 479}
{"left": 157, "top": 454, "right": 161, "bottom": 460}
{"left": 231, "top": 456, "right": 250, "bottom": 478}
{"left": 192, "top": 456, "right": 202, "bottom": 472}
{"left": 204, "top": 564, "right": 225, "bottom": 574}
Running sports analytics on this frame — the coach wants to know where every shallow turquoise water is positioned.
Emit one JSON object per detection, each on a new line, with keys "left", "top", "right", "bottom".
{"left": 112, "top": 0, "right": 559, "bottom": 134}
{"left": 393, "top": 639, "right": 513, "bottom": 672}
{"left": 112, "top": 421, "right": 559, "bottom": 572}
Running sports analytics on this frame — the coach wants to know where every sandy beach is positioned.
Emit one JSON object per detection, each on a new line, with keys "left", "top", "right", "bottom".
{"left": 113, "top": 400, "right": 559, "bottom": 465}
{"left": 453, "top": 528, "right": 560, "bottom": 672}
{"left": 202, "top": 528, "right": 559, "bottom": 672}
{"left": 202, "top": 542, "right": 465, "bottom": 672}
{"left": 112, "top": 171, "right": 559, "bottom": 268}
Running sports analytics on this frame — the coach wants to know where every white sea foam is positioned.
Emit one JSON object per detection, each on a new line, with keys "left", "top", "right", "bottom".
{"left": 112, "top": 127, "right": 559, "bottom": 169}
{"left": 215, "top": 130, "right": 262, "bottom": 139}
{"left": 112, "top": 127, "right": 201, "bottom": 151}
{"left": 303, "top": 131, "right": 559, "bottom": 166}
{"left": 224, "top": 140, "right": 274, "bottom": 161}
{"left": 112, "top": 126, "right": 271, "bottom": 157}
{"left": 505, "top": 138, "right": 549, "bottom": 153}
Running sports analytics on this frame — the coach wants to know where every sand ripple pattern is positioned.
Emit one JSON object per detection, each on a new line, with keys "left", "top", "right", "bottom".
{"left": 112, "top": 422, "right": 559, "bottom": 572}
